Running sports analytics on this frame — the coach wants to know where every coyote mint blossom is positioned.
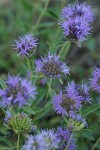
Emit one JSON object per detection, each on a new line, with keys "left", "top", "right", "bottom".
{"left": 60, "top": 2, "right": 94, "bottom": 45}
{"left": 35, "top": 53, "right": 70, "bottom": 78}
{"left": 0, "top": 75, "right": 37, "bottom": 108}
{"left": 23, "top": 129, "right": 60, "bottom": 150}
{"left": 53, "top": 81, "right": 83, "bottom": 117}
{"left": 13, "top": 34, "right": 38, "bottom": 57}
{"left": 4, "top": 112, "right": 35, "bottom": 133}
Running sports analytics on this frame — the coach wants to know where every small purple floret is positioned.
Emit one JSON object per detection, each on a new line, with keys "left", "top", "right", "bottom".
{"left": 76, "top": 82, "right": 92, "bottom": 103}
{"left": 13, "top": 34, "right": 38, "bottom": 57}
{"left": 4, "top": 111, "right": 12, "bottom": 124}
{"left": 89, "top": 68, "right": 100, "bottom": 93}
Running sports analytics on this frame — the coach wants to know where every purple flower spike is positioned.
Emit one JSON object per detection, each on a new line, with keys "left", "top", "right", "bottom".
{"left": 59, "top": 2, "right": 94, "bottom": 45}
{"left": 89, "top": 67, "right": 100, "bottom": 93}
{"left": 35, "top": 53, "right": 70, "bottom": 78}
{"left": 13, "top": 34, "right": 38, "bottom": 57}
{"left": 53, "top": 81, "right": 83, "bottom": 117}
{"left": 0, "top": 75, "right": 37, "bottom": 108}
{"left": 23, "top": 129, "right": 60, "bottom": 150}
{"left": 56, "top": 127, "right": 76, "bottom": 150}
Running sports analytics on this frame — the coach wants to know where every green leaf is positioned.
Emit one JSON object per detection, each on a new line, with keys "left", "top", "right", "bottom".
{"left": 0, "top": 137, "right": 15, "bottom": 147}
{"left": 50, "top": 89, "right": 56, "bottom": 96}
{"left": 46, "top": 9, "right": 58, "bottom": 19}
{"left": 23, "top": 107, "right": 36, "bottom": 115}
{"left": 81, "top": 131, "right": 95, "bottom": 141}
{"left": 59, "top": 41, "right": 71, "bottom": 61}
{"left": 36, "top": 22, "right": 55, "bottom": 28}
{"left": 0, "top": 78, "right": 6, "bottom": 88}
{"left": 58, "top": 78, "right": 63, "bottom": 84}
{"left": 33, "top": 88, "right": 47, "bottom": 106}
{"left": 0, "top": 146, "right": 12, "bottom": 150}
{"left": 86, "top": 38, "right": 96, "bottom": 53}
{"left": 34, "top": 101, "right": 52, "bottom": 121}
{"left": 82, "top": 104, "right": 100, "bottom": 117}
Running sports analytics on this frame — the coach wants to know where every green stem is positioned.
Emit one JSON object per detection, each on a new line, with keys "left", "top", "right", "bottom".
{"left": 27, "top": 59, "right": 32, "bottom": 81}
{"left": 65, "top": 133, "right": 73, "bottom": 150}
{"left": 61, "top": 0, "right": 69, "bottom": 8}
{"left": 91, "top": 137, "right": 100, "bottom": 150}
{"left": 32, "top": 75, "right": 44, "bottom": 78}
{"left": 17, "top": 133, "right": 20, "bottom": 150}
{"left": 46, "top": 78, "right": 52, "bottom": 100}
{"left": 0, "top": 106, "right": 6, "bottom": 115}
{"left": 59, "top": 41, "right": 70, "bottom": 56}
{"left": 63, "top": 116, "right": 68, "bottom": 123}
{"left": 33, "top": 0, "right": 50, "bottom": 31}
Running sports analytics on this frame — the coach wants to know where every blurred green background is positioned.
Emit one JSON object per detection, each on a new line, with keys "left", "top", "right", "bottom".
{"left": 0, "top": 0, "right": 100, "bottom": 149}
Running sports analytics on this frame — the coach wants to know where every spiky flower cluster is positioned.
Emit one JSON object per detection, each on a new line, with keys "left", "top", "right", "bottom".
{"left": 53, "top": 81, "right": 83, "bottom": 117}
{"left": 60, "top": 2, "right": 94, "bottom": 45}
{"left": 53, "top": 80, "right": 92, "bottom": 118}
{"left": 23, "top": 129, "right": 60, "bottom": 150}
{"left": 13, "top": 34, "right": 38, "bottom": 57}
{"left": 35, "top": 53, "right": 70, "bottom": 78}
{"left": 4, "top": 112, "right": 35, "bottom": 133}
{"left": 56, "top": 127, "right": 76, "bottom": 150}
{"left": 0, "top": 75, "right": 37, "bottom": 108}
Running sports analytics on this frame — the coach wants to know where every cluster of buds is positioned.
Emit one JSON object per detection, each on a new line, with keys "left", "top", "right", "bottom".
{"left": 4, "top": 112, "right": 35, "bottom": 134}
{"left": 67, "top": 115, "right": 88, "bottom": 132}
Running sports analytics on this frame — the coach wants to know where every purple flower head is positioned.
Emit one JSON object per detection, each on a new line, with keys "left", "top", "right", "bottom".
{"left": 13, "top": 34, "right": 38, "bottom": 57}
{"left": 56, "top": 127, "right": 76, "bottom": 150}
{"left": 23, "top": 129, "right": 60, "bottom": 150}
{"left": 0, "top": 75, "right": 37, "bottom": 108}
{"left": 60, "top": 2, "right": 94, "bottom": 45}
{"left": 62, "top": 2, "right": 94, "bottom": 23}
{"left": 61, "top": 18, "right": 91, "bottom": 45}
{"left": 35, "top": 53, "right": 70, "bottom": 78}
{"left": 76, "top": 82, "right": 92, "bottom": 103}
{"left": 53, "top": 81, "right": 83, "bottom": 117}
{"left": 89, "top": 68, "right": 100, "bottom": 93}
